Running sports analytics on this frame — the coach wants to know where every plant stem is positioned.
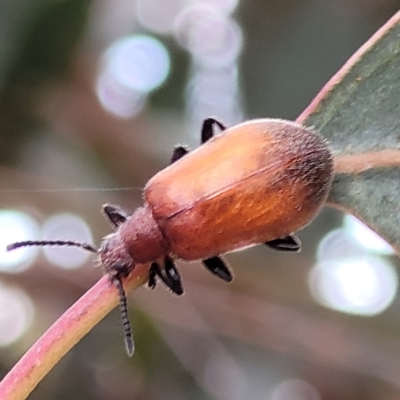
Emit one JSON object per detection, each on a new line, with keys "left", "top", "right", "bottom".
{"left": 0, "top": 264, "right": 149, "bottom": 400}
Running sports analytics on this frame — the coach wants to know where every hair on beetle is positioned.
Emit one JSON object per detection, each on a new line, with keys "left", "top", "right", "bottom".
{"left": 6, "top": 239, "right": 135, "bottom": 357}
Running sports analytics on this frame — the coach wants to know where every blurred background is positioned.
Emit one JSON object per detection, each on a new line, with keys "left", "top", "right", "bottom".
{"left": 0, "top": 1, "right": 400, "bottom": 399}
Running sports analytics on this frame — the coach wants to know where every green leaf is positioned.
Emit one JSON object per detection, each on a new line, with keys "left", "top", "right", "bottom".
{"left": 297, "top": 10, "right": 400, "bottom": 253}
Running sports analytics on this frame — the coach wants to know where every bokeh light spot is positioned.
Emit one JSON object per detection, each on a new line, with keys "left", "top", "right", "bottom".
{"left": 103, "top": 35, "right": 171, "bottom": 92}
{"left": 310, "top": 256, "right": 398, "bottom": 316}
{"left": 42, "top": 213, "right": 93, "bottom": 269}
{"left": 186, "top": 65, "right": 243, "bottom": 128}
{"left": 311, "top": 228, "right": 398, "bottom": 315}
{"left": 0, "top": 210, "right": 40, "bottom": 273}
{"left": 135, "top": 0, "right": 187, "bottom": 34}
{"left": 97, "top": 34, "right": 170, "bottom": 117}
{"left": 344, "top": 215, "right": 394, "bottom": 255}
{"left": 197, "top": 0, "right": 240, "bottom": 15}
{"left": 0, "top": 283, "right": 34, "bottom": 346}
{"left": 174, "top": 5, "right": 242, "bottom": 67}
{"left": 271, "top": 379, "right": 321, "bottom": 400}
{"left": 96, "top": 70, "right": 147, "bottom": 118}
{"left": 316, "top": 228, "right": 367, "bottom": 262}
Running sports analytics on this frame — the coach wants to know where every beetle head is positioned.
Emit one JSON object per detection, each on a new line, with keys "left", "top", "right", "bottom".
{"left": 99, "top": 232, "right": 135, "bottom": 279}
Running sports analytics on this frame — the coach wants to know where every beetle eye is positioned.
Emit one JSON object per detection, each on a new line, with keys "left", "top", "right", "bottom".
{"left": 112, "top": 262, "right": 131, "bottom": 279}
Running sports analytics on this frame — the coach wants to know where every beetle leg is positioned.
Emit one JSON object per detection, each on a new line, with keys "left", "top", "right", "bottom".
{"left": 170, "top": 145, "right": 189, "bottom": 164}
{"left": 103, "top": 204, "right": 131, "bottom": 227}
{"left": 202, "top": 256, "right": 233, "bottom": 282}
{"left": 148, "top": 258, "right": 184, "bottom": 295}
{"left": 265, "top": 235, "right": 301, "bottom": 252}
{"left": 148, "top": 262, "right": 159, "bottom": 289}
{"left": 201, "top": 118, "right": 226, "bottom": 144}
{"left": 170, "top": 118, "right": 226, "bottom": 164}
{"left": 164, "top": 255, "right": 184, "bottom": 295}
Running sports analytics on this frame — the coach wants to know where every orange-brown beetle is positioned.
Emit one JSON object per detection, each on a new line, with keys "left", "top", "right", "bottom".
{"left": 7, "top": 118, "right": 333, "bottom": 355}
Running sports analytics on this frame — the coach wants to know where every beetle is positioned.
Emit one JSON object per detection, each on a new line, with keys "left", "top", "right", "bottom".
{"left": 7, "top": 118, "right": 333, "bottom": 355}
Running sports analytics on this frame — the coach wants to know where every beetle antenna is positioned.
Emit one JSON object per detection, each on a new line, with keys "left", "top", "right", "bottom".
{"left": 112, "top": 277, "right": 134, "bottom": 356}
{"left": 6, "top": 240, "right": 97, "bottom": 253}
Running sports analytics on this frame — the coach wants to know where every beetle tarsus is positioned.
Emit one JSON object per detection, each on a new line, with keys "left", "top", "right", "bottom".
{"left": 265, "top": 235, "right": 301, "bottom": 252}
{"left": 103, "top": 204, "right": 131, "bottom": 227}
{"left": 201, "top": 118, "right": 226, "bottom": 144}
{"left": 148, "top": 257, "right": 184, "bottom": 295}
{"left": 202, "top": 256, "right": 233, "bottom": 282}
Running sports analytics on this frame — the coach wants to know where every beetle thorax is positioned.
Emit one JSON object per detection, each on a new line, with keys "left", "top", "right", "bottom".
{"left": 117, "top": 205, "right": 169, "bottom": 265}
